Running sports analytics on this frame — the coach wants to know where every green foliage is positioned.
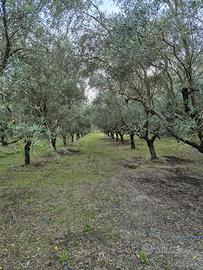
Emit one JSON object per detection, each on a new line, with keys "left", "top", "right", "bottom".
{"left": 138, "top": 250, "right": 149, "bottom": 265}
{"left": 84, "top": 223, "right": 92, "bottom": 232}
{"left": 1, "top": 0, "right": 203, "bottom": 162}
{"left": 58, "top": 250, "right": 69, "bottom": 265}
{"left": 86, "top": 0, "right": 203, "bottom": 152}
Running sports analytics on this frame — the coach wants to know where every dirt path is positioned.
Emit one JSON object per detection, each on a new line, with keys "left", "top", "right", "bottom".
{"left": 60, "top": 163, "right": 203, "bottom": 270}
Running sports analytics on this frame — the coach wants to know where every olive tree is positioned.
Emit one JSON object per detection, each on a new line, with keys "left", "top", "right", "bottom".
{"left": 81, "top": 0, "right": 203, "bottom": 156}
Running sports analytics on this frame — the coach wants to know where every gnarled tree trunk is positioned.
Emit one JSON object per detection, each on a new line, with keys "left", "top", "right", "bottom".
{"left": 1, "top": 135, "right": 8, "bottom": 146}
{"left": 24, "top": 140, "right": 32, "bottom": 165}
{"left": 130, "top": 132, "right": 135, "bottom": 149}
{"left": 51, "top": 132, "right": 57, "bottom": 151}
{"left": 147, "top": 139, "right": 157, "bottom": 160}
{"left": 76, "top": 133, "right": 80, "bottom": 140}
{"left": 181, "top": 87, "right": 191, "bottom": 113}
{"left": 71, "top": 133, "right": 74, "bottom": 142}
{"left": 119, "top": 133, "right": 124, "bottom": 143}
{"left": 62, "top": 133, "right": 67, "bottom": 147}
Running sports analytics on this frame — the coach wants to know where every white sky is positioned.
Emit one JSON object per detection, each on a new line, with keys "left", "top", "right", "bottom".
{"left": 100, "top": 0, "right": 119, "bottom": 13}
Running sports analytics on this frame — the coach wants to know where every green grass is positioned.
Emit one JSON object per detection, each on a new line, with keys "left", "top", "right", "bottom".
{"left": 58, "top": 249, "right": 69, "bottom": 265}
{"left": 0, "top": 132, "right": 203, "bottom": 189}
{"left": 0, "top": 132, "right": 203, "bottom": 269}
{"left": 138, "top": 250, "right": 150, "bottom": 265}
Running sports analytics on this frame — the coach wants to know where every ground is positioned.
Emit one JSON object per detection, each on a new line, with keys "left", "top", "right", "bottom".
{"left": 0, "top": 133, "right": 202, "bottom": 270}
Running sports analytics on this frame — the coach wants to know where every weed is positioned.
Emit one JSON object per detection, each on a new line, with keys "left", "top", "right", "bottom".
{"left": 84, "top": 223, "right": 92, "bottom": 232}
{"left": 58, "top": 250, "right": 69, "bottom": 265}
{"left": 138, "top": 250, "right": 150, "bottom": 265}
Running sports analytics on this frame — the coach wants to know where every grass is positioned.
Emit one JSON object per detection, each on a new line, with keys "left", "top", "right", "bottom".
{"left": 138, "top": 250, "right": 150, "bottom": 265}
{"left": 0, "top": 133, "right": 117, "bottom": 188}
{"left": 0, "top": 133, "right": 202, "bottom": 188}
{"left": 58, "top": 249, "right": 69, "bottom": 265}
{"left": 0, "top": 132, "right": 203, "bottom": 269}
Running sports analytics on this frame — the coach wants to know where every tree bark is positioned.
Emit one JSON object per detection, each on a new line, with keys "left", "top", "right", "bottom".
{"left": 76, "top": 133, "right": 80, "bottom": 140}
{"left": 24, "top": 140, "right": 32, "bottom": 165}
{"left": 1, "top": 0, "right": 11, "bottom": 73}
{"left": 71, "top": 133, "right": 74, "bottom": 142}
{"left": 111, "top": 132, "right": 115, "bottom": 139}
{"left": 181, "top": 88, "right": 190, "bottom": 113}
{"left": 62, "top": 133, "right": 67, "bottom": 147}
{"left": 1, "top": 135, "right": 8, "bottom": 146}
{"left": 116, "top": 133, "right": 119, "bottom": 141}
{"left": 51, "top": 133, "right": 57, "bottom": 151}
{"left": 130, "top": 132, "right": 135, "bottom": 149}
{"left": 147, "top": 139, "right": 158, "bottom": 160}
{"left": 119, "top": 133, "right": 124, "bottom": 143}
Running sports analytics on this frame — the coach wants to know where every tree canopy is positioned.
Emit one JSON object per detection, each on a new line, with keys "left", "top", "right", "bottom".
{"left": 0, "top": 0, "right": 203, "bottom": 162}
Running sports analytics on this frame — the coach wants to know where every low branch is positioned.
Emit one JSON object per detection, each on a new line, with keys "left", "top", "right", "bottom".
{"left": 167, "top": 127, "right": 203, "bottom": 153}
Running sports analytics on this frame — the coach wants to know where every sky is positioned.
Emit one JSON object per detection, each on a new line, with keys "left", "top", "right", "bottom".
{"left": 100, "top": 0, "right": 119, "bottom": 13}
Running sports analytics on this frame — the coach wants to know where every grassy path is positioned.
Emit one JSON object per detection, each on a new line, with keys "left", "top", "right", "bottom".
{"left": 0, "top": 132, "right": 134, "bottom": 187}
{"left": 0, "top": 133, "right": 202, "bottom": 269}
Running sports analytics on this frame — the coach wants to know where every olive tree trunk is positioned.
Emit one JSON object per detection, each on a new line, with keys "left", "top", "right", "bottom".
{"left": 71, "top": 133, "right": 74, "bottom": 142}
{"left": 51, "top": 132, "right": 57, "bottom": 151}
{"left": 147, "top": 139, "right": 158, "bottom": 160}
{"left": 1, "top": 135, "right": 8, "bottom": 146}
{"left": 119, "top": 133, "right": 124, "bottom": 143}
{"left": 76, "top": 133, "right": 80, "bottom": 140}
{"left": 62, "top": 133, "right": 67, "bottom": 147}
{"left": 130, "top": 132, "right": 135, "bottom": 149}
{"left": 24, "top": 140, "right": 32, "bottom": 165}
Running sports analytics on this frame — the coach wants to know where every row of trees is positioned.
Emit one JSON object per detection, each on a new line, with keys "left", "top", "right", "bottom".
{"left": 0, "top": 0, "right": 91, "bottom": 164}
{"left": 82, "top": 0, "right": 203, "bottom": 160}
{"left": 0, "top": 0, "right": 203, "bottom": 162}
{"left": 92, "top": 86, "right": 161, "bottom": 159}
